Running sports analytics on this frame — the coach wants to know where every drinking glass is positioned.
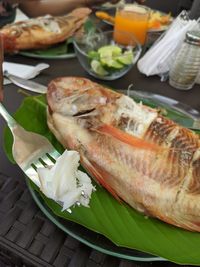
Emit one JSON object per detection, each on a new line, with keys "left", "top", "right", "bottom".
{"left": 114, "top": 4, "right": 150, "bottom": 46}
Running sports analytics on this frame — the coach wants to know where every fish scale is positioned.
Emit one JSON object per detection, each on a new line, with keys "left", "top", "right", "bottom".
{"left": 47, "top": 76, "right": 200, "bottom": 232}
{"left": 145, "top": 116, "right": 176, "bottom": 145}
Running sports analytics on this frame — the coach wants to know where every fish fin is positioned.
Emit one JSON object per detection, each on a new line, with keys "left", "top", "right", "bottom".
{"left": 81, "top": 155, "right": 121, "bottom": 202}
{"left": 95, "top": 124, "right": 161, "bottom": 151}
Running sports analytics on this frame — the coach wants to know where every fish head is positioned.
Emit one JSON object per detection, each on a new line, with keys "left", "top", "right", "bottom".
{"left": 47, "top": 77, "right": 120, "bottom": 118}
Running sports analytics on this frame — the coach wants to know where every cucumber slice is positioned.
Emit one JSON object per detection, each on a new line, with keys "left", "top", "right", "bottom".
{"left": 91, "top": 60, "right": 108, "bottom": 76}
{"left": 117, "top": 50, "right": 134, "bottom": 65}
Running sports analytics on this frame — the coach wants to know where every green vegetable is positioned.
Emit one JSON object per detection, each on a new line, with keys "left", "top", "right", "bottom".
{"left": 91, "top": 60, "right": 108, "bottom": 76}
{"left": 84, "top": 19, "right": 96, "bottom": 34}
{"left": 88, "top": 44, "right": 134, "bottom": 76}
{"left": 88, "top": 50, "right": 100, "bottom": 60}
{"left": 98, "top": 45, "right": 122, "bottom": 56}
{"left": 102, "top": 57, "right": 124, "bottom": 69}
{"left": 27, "top": 39, "right": 74, "bottom": 56}
{"left": 98, "top": 45, "right": 123, "bottom": 68}
{"left": 117, "top": 50, "right": 134, "bottom": 65}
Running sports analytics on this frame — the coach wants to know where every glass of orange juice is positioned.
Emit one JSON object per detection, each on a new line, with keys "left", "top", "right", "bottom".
{"left": 114, "top": 4, "right": 150, "bottom": 46}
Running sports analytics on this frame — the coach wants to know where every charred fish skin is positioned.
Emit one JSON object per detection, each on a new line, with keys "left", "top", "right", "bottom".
{"left": 47, "top": 77, "right": 200, "bottom": 232}
{"left": 0, "top": 8, "right": 91, "bottom": 52}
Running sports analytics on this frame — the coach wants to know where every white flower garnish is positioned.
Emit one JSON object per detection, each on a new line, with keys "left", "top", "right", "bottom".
{"left": 37, "top": 150, "right": 95, "bottom": 211}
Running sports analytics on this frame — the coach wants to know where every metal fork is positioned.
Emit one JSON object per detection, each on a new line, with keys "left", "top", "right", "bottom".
{"left": 0, "top": 36, "right": 61, "bottom": 191}
{"left": 0, "top": 102, "right": 60, "bottom": 187}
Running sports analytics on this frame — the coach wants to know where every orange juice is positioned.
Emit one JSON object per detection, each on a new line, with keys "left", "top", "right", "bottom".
{"left": 114, "top": 5, "right": 150, "bottom": 45}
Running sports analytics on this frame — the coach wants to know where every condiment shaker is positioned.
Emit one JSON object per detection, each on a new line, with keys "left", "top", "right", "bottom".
{"left": 169, "top": 30, "right": 200, "bottom": 90}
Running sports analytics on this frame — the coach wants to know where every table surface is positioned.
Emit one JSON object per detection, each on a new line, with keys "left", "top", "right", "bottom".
{"left": 0, "top": 50, "right": 200, "bottom": 267}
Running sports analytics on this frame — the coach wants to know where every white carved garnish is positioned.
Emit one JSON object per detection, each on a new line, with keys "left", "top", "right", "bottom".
{"left": 37, "top": 150, "right": 95, "bottom": 211}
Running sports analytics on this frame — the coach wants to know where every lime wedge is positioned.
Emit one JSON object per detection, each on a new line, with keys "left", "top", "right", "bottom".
{"left": 103, "top": 58, "right": 124, "bottom": 69}
{"left": 91, "top": 60, "right": 108, "bottom": 76}
{"left": 88, "top": 50, "right": 99, "bottom": 60}
{"left": 99, "top": 50, "right": 113, "bottom": 65}
{"left": 117, "top": 50, "right": 134, "bottom": 65}
{"left": 98, "top": 45, "right": 124, "bottom": 69}
{"left": 98, "top": 45, "right": 122, "bottom": 56}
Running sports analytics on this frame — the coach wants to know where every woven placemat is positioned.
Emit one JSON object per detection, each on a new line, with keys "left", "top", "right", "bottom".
{"left": 0, "top": 172, "right": 192, "bottom": 267}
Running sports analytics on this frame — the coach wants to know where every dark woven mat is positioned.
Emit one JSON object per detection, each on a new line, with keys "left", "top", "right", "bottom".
{"left": 0, "top": 172, "right": 192, "bottom": 267}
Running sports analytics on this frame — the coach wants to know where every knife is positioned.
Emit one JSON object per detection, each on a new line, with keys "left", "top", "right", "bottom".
{"left": 4, "top": 71, "right": 47, "bottom": 94}
{"left": 3, "top": 76, "right": 200, "bottom": 131}
{"left": 189, "top": 121, "right": 200, "bottom": 132}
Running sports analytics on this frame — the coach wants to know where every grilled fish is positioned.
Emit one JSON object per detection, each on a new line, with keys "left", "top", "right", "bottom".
{"left": 47, "top": 77, "right": 200, "bottom": 232}
{"left": 0, "top": 8, "right": 91, "bottom": 52}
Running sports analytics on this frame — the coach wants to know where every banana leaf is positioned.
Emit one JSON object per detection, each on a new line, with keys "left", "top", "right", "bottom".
{"left": 19, "top": 39, "right": 75, "bottom": 59}
{"left": 3, "top": 94, "right": 200, "bottom": 265}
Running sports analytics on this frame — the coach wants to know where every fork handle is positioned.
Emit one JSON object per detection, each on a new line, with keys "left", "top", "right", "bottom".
{"left": 0, "top": 102, "right": 17, "bottom": 128}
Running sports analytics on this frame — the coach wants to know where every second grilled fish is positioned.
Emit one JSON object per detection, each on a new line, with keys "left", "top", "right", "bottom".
{"left": 1, "top": 8, "right": 91, "bottom": 52}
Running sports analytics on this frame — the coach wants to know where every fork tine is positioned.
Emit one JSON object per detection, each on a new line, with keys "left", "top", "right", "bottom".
{"left": 32, "top": 159, "right": 48, "bottom": 170}
{"left": 39, "top": 154, "right": 55, "bottom": 166}
{"left": 25, "top": 155, "right": 56, "bottom": 187}
{"left": 47, "top": 150, "right": 61, "bottom": 161}
{"left": 25, "top": 165, "right": 41, "bottom": 187}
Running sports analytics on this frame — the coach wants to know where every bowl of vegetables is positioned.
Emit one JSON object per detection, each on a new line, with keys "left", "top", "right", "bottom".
{"left": 73, "top": 30, "right": 142, "bottom": 80}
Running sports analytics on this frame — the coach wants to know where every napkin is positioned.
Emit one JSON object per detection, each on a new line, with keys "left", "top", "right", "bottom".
{"left": 3, "top": 62, "right": 49, "bottom": 85}
{"left": 3, "top": 11, "right": 49, "bottom": 85}
{"left": 15, "top": 8, "right": 29, "bottom": 22}
{"left": 137, "top": 11, "right": 199, "bottom": 78}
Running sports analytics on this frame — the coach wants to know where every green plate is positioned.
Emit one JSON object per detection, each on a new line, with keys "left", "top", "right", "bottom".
{"left": 26, "top": 178, "right": 163, "bottom": 262}
{"left": 19, "top": 41, "right": 76, "bottom": 59}
{"left": 3, "top": 91, "right": 200, "bottom": 265}
{"left": 19, "top": 51, "right": 76, "bottom": 59}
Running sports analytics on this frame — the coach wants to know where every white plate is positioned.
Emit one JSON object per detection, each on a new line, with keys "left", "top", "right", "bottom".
{"left": 94, "top": 0, "right": 125, "bottom": 10}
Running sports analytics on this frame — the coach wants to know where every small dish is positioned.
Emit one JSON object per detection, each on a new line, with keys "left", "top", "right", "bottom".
{"left": 73, "top": 30, "right": 142, "bottom": 80}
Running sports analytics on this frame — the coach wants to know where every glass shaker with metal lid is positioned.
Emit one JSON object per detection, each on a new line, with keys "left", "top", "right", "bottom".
{"left": 169, "top": 30, "right": 200, "bottom": 90}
